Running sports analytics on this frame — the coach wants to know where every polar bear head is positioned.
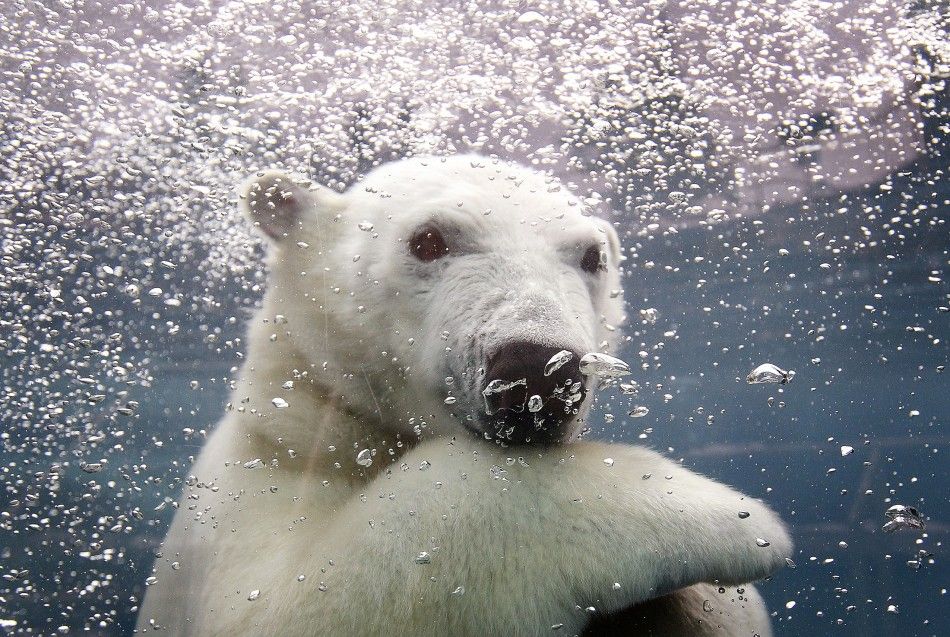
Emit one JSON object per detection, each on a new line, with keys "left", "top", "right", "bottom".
{"left": 240, "top": 155, "right": 624, "bottom": 445}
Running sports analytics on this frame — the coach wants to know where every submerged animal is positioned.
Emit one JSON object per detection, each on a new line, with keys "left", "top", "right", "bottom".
{"left": 137, "top": 155, "right": 791, "bottom": 636}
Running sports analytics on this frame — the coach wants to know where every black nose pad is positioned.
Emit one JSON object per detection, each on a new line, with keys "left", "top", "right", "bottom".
{"left": 482, "top": 342, "right": 587, "bottom": 444}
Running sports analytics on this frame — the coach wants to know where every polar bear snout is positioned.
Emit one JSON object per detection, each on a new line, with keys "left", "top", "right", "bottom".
{"left": 480, "top": 342, "right": 587, "bottom": 444}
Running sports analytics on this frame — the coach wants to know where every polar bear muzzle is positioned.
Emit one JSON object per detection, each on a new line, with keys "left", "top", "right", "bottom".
{"left": 480, "top": 341, "right": 586, "bottom": 444}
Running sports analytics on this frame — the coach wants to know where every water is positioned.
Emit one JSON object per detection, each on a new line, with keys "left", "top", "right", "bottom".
{"left": 6, "top": 155, "right": 943, "bottom": 635}
{"left": 0, "top": 1, "right": 946, "bottom": 634}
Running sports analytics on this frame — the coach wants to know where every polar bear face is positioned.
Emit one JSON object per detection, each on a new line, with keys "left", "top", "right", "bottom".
{"left": 241, "top": 155, "right": 624, "bottom": 445}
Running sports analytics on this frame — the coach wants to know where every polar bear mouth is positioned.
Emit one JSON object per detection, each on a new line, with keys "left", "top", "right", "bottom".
{"left": 475, "top": 342, "right": 588, "bottom": 445}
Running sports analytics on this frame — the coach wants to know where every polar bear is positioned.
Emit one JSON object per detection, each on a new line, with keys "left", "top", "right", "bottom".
{"left": 136, "top": 155, "right": 791, "bottom": 636}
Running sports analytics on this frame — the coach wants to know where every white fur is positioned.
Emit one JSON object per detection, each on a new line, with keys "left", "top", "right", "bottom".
{"left": 137, "top": 156, "right": 791, "bottom": 636}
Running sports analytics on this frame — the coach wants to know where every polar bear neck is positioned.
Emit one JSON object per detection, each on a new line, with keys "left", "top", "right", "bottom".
{"left": 224, "top": 301, "right": 428, "bottom": 481}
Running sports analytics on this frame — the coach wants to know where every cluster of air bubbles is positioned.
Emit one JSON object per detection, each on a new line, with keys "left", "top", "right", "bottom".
{"left": 356, "top": 449, "right": 374, "bottom": 468}
{"left": 906, "top": 549, "right": 934, "bottom": 571}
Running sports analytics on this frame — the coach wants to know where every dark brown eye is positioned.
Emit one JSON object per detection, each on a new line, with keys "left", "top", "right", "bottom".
{"left": 580, "top": 245, "right": 605, "bottom": 274}
{"left": 409, "top": 226, "right": 449, "bottom": 262}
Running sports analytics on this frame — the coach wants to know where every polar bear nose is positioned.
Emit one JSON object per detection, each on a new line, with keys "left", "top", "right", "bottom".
{"left": 482, "top": 342, "right": 587, "bottom": 444}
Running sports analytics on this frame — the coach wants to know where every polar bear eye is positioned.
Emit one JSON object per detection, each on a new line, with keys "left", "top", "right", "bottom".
{"left": 580, "top": 245, "right": 606, "bottom": 274}
{"left": 409, "top": 226, "right": 449, "bottom": 262}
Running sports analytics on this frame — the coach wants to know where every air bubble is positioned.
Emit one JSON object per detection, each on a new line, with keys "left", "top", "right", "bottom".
{"left": 543, "top": 350, "right": 573, "bottom": 376}
{"left": 356, "top": 449, "right": 373, "bottom": 467}
{"left": 578, "top": 353, "right": 631, "bottom": 377}
{"left": 882, "top": 505, "right": 925, "bottom": 533}
{"left": 527, "top": 395, "right": 543, "bottom": 412}
{"left": 746, "top": 363, "right": 795, "bottom": 385}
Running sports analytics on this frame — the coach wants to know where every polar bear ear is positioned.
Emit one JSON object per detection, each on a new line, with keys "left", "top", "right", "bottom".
{"left": 239, "top": 170, "right": 345, "bottom": 243}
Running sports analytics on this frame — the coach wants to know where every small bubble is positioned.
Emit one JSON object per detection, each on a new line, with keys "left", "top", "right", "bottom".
{"left": 414, "top": 551, "right": 431, "bottom": 564}
{"left": 356, "top": 449, "right": 373, "bottom": 467}
{"left": 618, "top": 382, "right": 639, "bottom": 395}
{"left": 527, "top": 395, "right": 543, "bottom": 412}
